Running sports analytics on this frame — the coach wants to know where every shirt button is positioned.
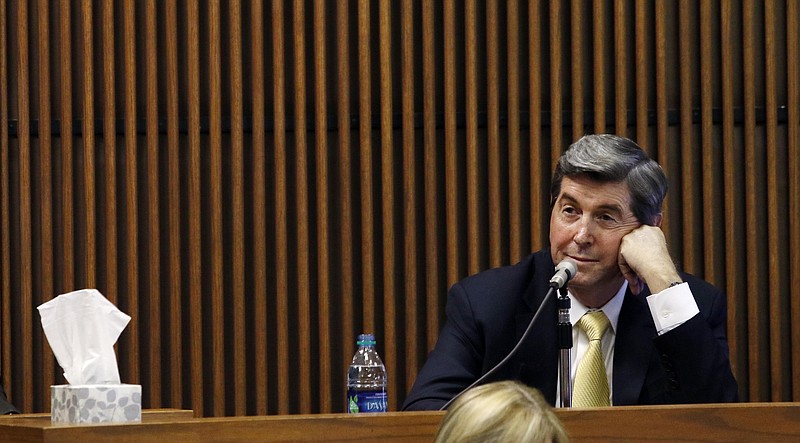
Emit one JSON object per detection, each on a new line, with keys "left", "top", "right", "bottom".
{"left": 661, "top": 311, "right": 671, "bottom": 318}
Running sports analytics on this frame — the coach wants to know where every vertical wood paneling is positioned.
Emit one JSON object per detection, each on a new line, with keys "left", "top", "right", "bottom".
{"left": 788, "top": 0, "right": 800, "bottom": 401}
{"left": 358, "top": 0, "right": 376, "bottom": 335}
{"left": 400, "top": 0, "right": 418, "bottom": 392}
{"left": 121, "top": 0, "right": 140, "bottom": 388}
{"left": 487, "top": 0, "right": 501, "bottom": 269}
{"left": 250, "top": 0, "right": 268, "bottom": 415}
{"left": 593, "top": 0, "right": 606, "bottom": 133}
{"left": 743, "top": 0, "right": 764, "bottom": 401}
{"left": 164, "top": 0, "right": 182, "bottom": 408}
{"left": 679, "top": 0, "right": 697, "bottom": 271}
{"left": 38, "top": 0, "right": 55, "bottom": 412}
{"left": 100, "top": 0, "right": 116, "bottom": 304}
{"left": 444, "top": 0, "right": 459, "bottom": 287}
{"left": 422, "top": 0, "right": 439, "bottom": 351}
{"left": 186, "top": 0, "right": 203, "bottom": 417}
{"left": 208, "top": 0, "right": 225, "bottom": 416}
{"left": 550, "top": 1, "right": 563, "bottom": 167}
{"left": 529, "top": 0, "right": 544, "bottom": 248}
{"left": 292, "top": 0, "right": 311, "bottom": 413}
{"left": 571, "top": 0, "right": 584, "bottom": 141}
{"left": 335, "top": 1, "right": 355, "bottom": 405}
{"left": 701, "top": 0, "right": 718, "bottom": 284}
{"left": 17, "top": 0, "right": 34, "bottom": 412}
{"left": 2, "top": 0, "right": 799, "bottom": 416}
{"left": 59, "top": 0, "right": 75, "bottom": 306}
{"left": 229, "top": 0, "right": 246, "bottom": 416}
{"left": 763, "top": 0, "right": 784, "bottom": 401}
{"left": 465, "top": 0, "right": 480, "bottom": 275}
{"left": 721, "top": 0, "right": 746, "bottom": 397}
{"left": 507, "top": 0, "right": 521, "bottom": 262}
{"left": 0, "top": 0, "right": 9, "bottom": 411}
{"left": 145, "top": 0, "right": 161, "bottom": 408}
{"left": 654, "top": 0, "right": 670, "bottom": 238}
{"left": 313, "top": 0, "right": 331, "bottom": 414}
{"left": 81, "top": 0, "right": 97, "bottom": 287}
{"left": 634, "top": 1, "right": 649, "bottom": 150}
{"left": 101, "top": 2, "right": 119, "bottom": 386}
{"left": 614, "top": 0, "right": 627, "bottom": 137}
{"left": 378, "top": 0, "right": 397, "bottom": 411}
{"left": 272, "top": 0, "right": 290, "bottom": 415}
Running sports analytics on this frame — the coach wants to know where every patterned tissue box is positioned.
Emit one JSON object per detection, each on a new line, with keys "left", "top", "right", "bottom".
{"left": 51, "top": 384, "right": 142, "bottom": 424}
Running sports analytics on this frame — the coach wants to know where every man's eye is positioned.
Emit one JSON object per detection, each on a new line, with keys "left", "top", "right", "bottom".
{"left": 562, "top": 207, "right": 576, "bottom": 215}
{"left": 599, "top": 214, "right": 617, "bottom": 223}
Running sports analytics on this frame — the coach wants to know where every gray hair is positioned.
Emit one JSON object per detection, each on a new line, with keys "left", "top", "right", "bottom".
{"left": 550, "top": 134, "right": 668, "bottom": 225}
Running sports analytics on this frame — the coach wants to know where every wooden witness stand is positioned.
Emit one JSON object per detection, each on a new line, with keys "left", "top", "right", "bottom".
{"left": 1, "top": 403, "right": 799, "bottom": 442}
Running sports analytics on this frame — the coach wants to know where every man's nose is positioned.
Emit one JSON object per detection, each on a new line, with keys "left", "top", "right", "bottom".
{"left": 573, "top": 217, "right": 594, "bottom": 245}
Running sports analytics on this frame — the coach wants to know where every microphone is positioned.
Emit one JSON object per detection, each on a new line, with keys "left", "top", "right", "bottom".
{"left": 439, "top": 259, "right": 580, "bottom": 411}
{"left": 553, "top": 259, "right": 578, "bottom": 407}
{"left": 549, "top": 259, "right": 578, "bottom": 289}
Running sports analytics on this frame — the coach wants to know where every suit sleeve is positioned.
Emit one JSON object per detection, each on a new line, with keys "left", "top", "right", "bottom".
{"left": 0, "top": 378, "right": 19, "bottom": 414}
{"left": 401, "top": 282, "right": 485, "bottom": 411}
{"left": 653, "top": 284, "right": 739, "bottom": 403}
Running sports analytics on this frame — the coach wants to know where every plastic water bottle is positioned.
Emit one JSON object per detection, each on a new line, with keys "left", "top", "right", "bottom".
{"left": 347, "top": 333, "right": 388, "bottom": 413}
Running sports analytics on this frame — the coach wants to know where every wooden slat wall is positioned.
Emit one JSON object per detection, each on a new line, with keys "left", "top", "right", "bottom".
{"left": 1, "top": 0, "right": 799, "bottom": 416}
{"left": 788, "top": 0, "right": 800, "bottom": 402}
{"left": 37, "top": 0, "right": 54, "bottom": 413}
{"left": 165, "top": 0, "right": 181, "bottom": 410}
{"left": 334, "top": 0, "right": 354, "bottom": 415}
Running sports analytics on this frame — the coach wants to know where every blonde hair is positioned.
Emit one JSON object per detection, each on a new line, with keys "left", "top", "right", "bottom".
{"left": 434, "top": 381, "right": 569, "bottom": 443}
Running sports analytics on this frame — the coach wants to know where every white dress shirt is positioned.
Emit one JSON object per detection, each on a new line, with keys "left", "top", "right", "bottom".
{"left": 556, "top": 281, "right": 699, "bottom": 407}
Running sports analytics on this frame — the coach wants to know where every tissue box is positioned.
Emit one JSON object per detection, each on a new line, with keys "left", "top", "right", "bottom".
{"left": 51, "top": 384, "right": 142, "bottom": 424}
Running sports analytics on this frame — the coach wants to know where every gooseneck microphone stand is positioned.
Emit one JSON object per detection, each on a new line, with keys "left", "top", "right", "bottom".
{"left": 439, "top": 259, "right": 577, "bottom": 411}
{"left": 557, "top": 285, "right": 572, "bottom": 408}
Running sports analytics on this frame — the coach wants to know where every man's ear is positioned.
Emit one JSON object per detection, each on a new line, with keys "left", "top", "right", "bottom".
{"left": 652, "top": 213, "right": 663, "bottom": 227}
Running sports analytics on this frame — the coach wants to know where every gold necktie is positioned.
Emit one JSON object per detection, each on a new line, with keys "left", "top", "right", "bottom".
{"left": 572, "top": 310, "right": 611, "bottom": 407}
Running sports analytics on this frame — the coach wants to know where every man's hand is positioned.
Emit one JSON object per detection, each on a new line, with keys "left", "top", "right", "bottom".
{"left": 618, "top": 225, "right": 682, "bottom": 294}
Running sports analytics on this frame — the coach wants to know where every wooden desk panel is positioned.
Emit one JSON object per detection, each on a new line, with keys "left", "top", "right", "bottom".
{"left": 0, "top": 403, "right": 798, "bottom": 442}
{"left": 0, "top": 411, "right": 444, "bottom": 443}
{"left": 556, "top": 402, "right": 800, "bottom": 442}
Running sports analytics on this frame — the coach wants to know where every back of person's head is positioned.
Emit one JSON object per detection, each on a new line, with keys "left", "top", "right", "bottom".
{"left": 434, "top": 380, "right": 569, "bottom": 443}
{"left": 550, "top": 133, "right": 668, "bottom": 225}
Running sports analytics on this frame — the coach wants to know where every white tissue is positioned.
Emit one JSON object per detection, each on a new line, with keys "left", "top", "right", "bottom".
{"left": 37, "top": 289, "right": 131, "bottom": 385}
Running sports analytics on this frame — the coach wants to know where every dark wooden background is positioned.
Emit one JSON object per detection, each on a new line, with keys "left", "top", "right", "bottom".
{"left": 1, "top": 0, "right": 798, "bottom": 416}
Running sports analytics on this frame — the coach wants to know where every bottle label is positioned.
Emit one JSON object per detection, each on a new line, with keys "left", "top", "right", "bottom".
{"left": 347, "top": 388, "right": 387, "bottom": 413}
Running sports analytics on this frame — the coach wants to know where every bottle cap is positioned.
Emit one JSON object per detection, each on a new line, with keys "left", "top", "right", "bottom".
{"left": 357, "top": 333, "right": 376, "bottom": 346}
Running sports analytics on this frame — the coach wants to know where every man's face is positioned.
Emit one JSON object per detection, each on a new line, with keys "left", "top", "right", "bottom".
{"left": 549, "top": 175, "right": 642, "bottom": 306}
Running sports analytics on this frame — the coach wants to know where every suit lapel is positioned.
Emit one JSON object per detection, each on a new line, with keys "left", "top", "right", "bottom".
{"left": 612, "top": 288, "right": 657, "bottom": 405}
{"left": 515, "top": 252, "right": 560, "bottom": 404}
{"left": 511, "top": 251, "right": 660, "bottom": 406}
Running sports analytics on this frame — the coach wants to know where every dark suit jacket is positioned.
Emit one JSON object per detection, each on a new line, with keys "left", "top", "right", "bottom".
{"left": 0, "top": 379, "right": 18, "bottom": 414}
{"left": 402, "top": 249, "right": 739, "bottom": 410}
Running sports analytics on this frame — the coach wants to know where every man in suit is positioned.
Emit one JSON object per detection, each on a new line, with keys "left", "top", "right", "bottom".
{"left": 403, "top": 134, "right": 738, "bottom": 411}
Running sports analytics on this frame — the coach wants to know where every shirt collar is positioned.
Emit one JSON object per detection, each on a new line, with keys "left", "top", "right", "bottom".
{"left": 568, "top": 280, "right": 627, "bottom": 334}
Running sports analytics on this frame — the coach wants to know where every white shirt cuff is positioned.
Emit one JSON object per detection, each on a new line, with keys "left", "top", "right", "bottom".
{"left": 646, "top": 282, "right": 699, "bottom": 335}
